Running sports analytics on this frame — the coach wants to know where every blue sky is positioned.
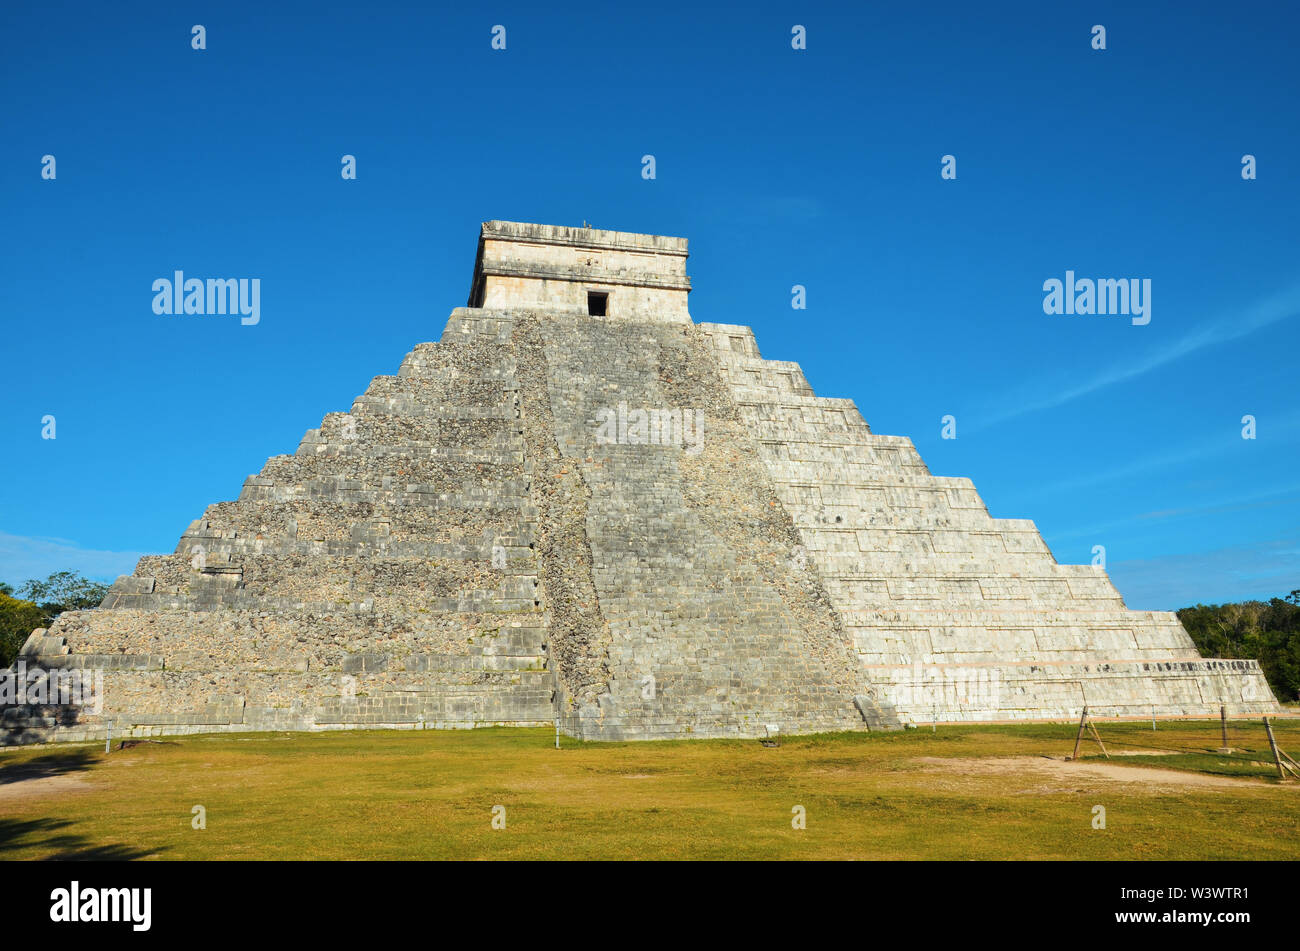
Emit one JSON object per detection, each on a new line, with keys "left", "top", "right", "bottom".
{"left": 1, "top": 1, "right": 1297, "bottom": 610}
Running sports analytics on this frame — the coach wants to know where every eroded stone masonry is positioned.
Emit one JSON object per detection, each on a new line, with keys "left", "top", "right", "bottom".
{"left": 4, "top": 221, "right": 1278, "bottom": 744}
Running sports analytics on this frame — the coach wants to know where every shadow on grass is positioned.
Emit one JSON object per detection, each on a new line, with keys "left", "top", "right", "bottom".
{"left": 0, "top": 817, "right": 159, "bottom": 860}
{"left": 0, "top": 748, "right": 99, "bottom": 786}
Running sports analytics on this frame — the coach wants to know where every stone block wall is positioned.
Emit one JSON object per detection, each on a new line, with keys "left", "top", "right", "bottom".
{"left": 471, "top": 221, "right": 691, "bottom": 321}
{"left": 4, "top": 311, "right": 557, "bottom": 744}
{"left": 697, "top": 322, "right": 1278, "bottom": 722}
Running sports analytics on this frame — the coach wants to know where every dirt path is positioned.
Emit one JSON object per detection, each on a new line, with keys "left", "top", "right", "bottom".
{"left": 0, "top": 773, "right": 98, "bottom": 804}
{"left": 913, "top": 755, "right": 1278, "bottom": 791}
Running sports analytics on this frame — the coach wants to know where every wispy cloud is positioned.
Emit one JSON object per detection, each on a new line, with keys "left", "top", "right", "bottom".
{"left": 975, "top": 284, "right": 1300, "bottom": 430}
{"left": 0, "top": 530, "right": 143, "bottom": 587}
{"left": 1136, "top": 489, "right": 1300, "bottom": 521}
{"left": 1107, "top": 536, "right": 1300, "bottom": 611}
{"left": 1043, "top": 483, "right": 1300, "bottom": 545}
{"left": 1021, "top": 408, "right": 1300, "bottom": 502}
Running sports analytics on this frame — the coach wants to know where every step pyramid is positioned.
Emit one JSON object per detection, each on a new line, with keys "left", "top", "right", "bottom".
{"left": 4, "top": 221, "right": 1278, "bottom": 744}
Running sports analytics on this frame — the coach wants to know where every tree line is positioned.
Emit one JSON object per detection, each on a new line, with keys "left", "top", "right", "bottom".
{"left": 1177, "top": 590, "right": 1300, "bottom": 703}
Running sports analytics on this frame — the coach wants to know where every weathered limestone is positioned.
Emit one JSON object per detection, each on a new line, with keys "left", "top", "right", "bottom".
{"left": 696, "top": 322, "right": 1277, "bottom": 721}
{"left": 3, "top": 221, "right": 1278, "bottom": 745}
{"left": 468, "top": 221, "right": 691, "bottom": 321}
{"left": 518, "top": 310, "right": 864, "bottom": 738}
{"left": 4, "top": 314, "right": 557, "bottom": 744}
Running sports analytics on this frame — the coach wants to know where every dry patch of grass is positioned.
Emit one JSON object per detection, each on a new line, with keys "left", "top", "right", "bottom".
{"left": 0, "top": 720, "right": 1295, "bottom": 860}
{"left": 914, "top": 755, "right": 1272, "bottom": 790}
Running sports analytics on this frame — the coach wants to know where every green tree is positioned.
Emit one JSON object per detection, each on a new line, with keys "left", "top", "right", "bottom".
{"left": 16, "top": 571, "right": 110, "bottom": 626}
{"left": 1178, "top": 590, "right": 1300, "bottom": 702}
{"left": 0, "top": 591, "right": 46, "bottom": 667}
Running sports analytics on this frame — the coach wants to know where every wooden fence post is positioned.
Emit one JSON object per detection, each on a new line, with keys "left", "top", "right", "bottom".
{"left": 1264, "top": 717, "right": 1286, "bottom": 780}
{"left": 1071, "top": 707, "right": 1089, "bottom": 761}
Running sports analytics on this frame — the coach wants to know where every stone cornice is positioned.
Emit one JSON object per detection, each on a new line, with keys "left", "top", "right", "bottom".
{"left": 481, "top": 220, "right": 688, "bottom": 257}
{"left": 479, "top": 261, "right": 691, "bottom": 291}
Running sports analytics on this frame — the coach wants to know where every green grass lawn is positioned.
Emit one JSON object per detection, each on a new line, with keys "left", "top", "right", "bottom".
{"left": 1, "top": 719, "right": 1296, "bottom": 860}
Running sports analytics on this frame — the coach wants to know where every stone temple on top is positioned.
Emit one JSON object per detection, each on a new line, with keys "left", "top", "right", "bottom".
{"left": 4, "top": 221, "right": 1278, "bottom": 743}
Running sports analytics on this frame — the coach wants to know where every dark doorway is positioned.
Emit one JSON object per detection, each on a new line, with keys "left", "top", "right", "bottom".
{"left": 587, "top": 291, "right": 608, "bottom": 316}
